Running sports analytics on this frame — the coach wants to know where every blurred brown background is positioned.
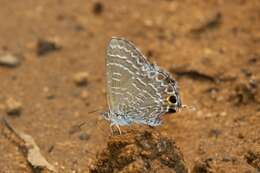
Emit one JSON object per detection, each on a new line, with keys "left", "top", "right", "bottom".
{"left": 0, "top": 0, "right": 259, "bottom": 172}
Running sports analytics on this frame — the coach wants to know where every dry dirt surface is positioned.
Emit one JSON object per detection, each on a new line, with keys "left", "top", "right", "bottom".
{"left": 0, "top": 0, "right": 260, "bottom": 173}
{"left": 90, "top": 129, "right": 188, "bottom": 173}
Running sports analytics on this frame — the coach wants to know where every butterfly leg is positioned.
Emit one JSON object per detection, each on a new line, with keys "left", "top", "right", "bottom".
{"left": 110, "top": 123, "right": 122, "bottom": 135}
{"left": 110, "top": 124, "right": 114, "bottom": 135}
{"left": 115, "top": 124, "right": 122, "bottom": 135}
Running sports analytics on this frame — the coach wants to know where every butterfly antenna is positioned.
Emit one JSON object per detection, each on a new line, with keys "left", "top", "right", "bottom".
{"left": 88, "top": 107, "right": 106, "bottom": 114}
{"left": 88, "top": 109, "right": 100, "bottom": 114}
{"left": 87, "top": 108, "right": 113, "bottom": 137}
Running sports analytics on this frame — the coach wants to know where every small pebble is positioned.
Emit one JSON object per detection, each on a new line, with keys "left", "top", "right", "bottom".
{"left": 238, "top": 133, "right": 244, "bottom": 139}
{"left": 79, "top": 132, "right": 90, "bottom": 141}
{"left": 220, "top": 112, "right": 227, "bottom": 117}
{"left": 5, "top": 98, "right": 22, "bottom": 116}
{"left": 222, "top": 155, "right": 233, "bottom": 162}
{"left": 73, "top": 24, "right": 85, "bottom": 32}
{"left": 43, "top": 87, "right": 55, "bottom": 100}
{"left": 248, "top": 55, "right": 258, "bottom": 64}
{"left": 48, "top": 145, "right": 55, "bottom": 153}
{"left": 73, "top": 72, "right": 89, "bottom": 86}
{"left": 204, "top": 48, "right": 214, "bottom": 56}
{"left": 0, "top": 54, "right": 21, "bottom": 68}
{"left": 208, "top": 128, "right": 222, "bottom": 138}
{"left": 46, "top": 94, "right": 55, "bottom": 100}
{"left": 93, "top": 2, "right": 104, "bottom": 15}
{"left": 80, "top": 90, "right": 89, "bottom": 100}
{"left": 80, "top": 90, "right": 90, "bottom": 106}
{"left": 37, "top": 39, "right": 61, "bottom": 56}
{"left": 144, "top": 19, "right": 153, "bottom": 27}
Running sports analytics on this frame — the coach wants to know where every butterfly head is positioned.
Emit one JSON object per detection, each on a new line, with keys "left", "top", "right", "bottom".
{"left": 163, "top": 78, "right": 182, "bottom": 114}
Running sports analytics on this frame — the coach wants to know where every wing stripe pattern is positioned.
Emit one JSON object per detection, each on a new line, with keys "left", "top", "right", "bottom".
{"left": 105, "top": 37, "right": 181, "bottom": 126}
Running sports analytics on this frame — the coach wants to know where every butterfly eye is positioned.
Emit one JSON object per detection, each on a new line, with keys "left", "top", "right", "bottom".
{"left": 167, "top": 95, "right": 177, "bottom": 104}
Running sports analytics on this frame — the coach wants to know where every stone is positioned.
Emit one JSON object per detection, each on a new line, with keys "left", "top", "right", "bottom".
{"left": 6, "top": 98, "right": 22, "bottom": 116}
{"left": 0, "top": 54, "right": 21, "bottom": 68}
{"left": 73, "top": 72, "right": 89, "bottom": 86}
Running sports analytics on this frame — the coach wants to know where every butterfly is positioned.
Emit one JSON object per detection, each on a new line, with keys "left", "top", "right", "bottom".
{"left": 102, "top": 37, "right": 182, "bottom": 134}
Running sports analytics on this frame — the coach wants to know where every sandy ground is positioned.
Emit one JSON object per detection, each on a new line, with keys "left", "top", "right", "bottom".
{"left": 0, "top": 0, "right": 259, "bottom": 172}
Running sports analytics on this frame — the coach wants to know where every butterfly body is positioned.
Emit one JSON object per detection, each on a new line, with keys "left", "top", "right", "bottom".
{"left": 103, "top": 37, "right": 182, "bottom": 127}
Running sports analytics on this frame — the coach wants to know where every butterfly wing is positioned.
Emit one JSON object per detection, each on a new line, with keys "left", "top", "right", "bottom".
{"left": 106, "top": 37, "right": 180, "bottom": 126}
{"left": 106, "top": 37, "right": 148, "bottom": 113}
